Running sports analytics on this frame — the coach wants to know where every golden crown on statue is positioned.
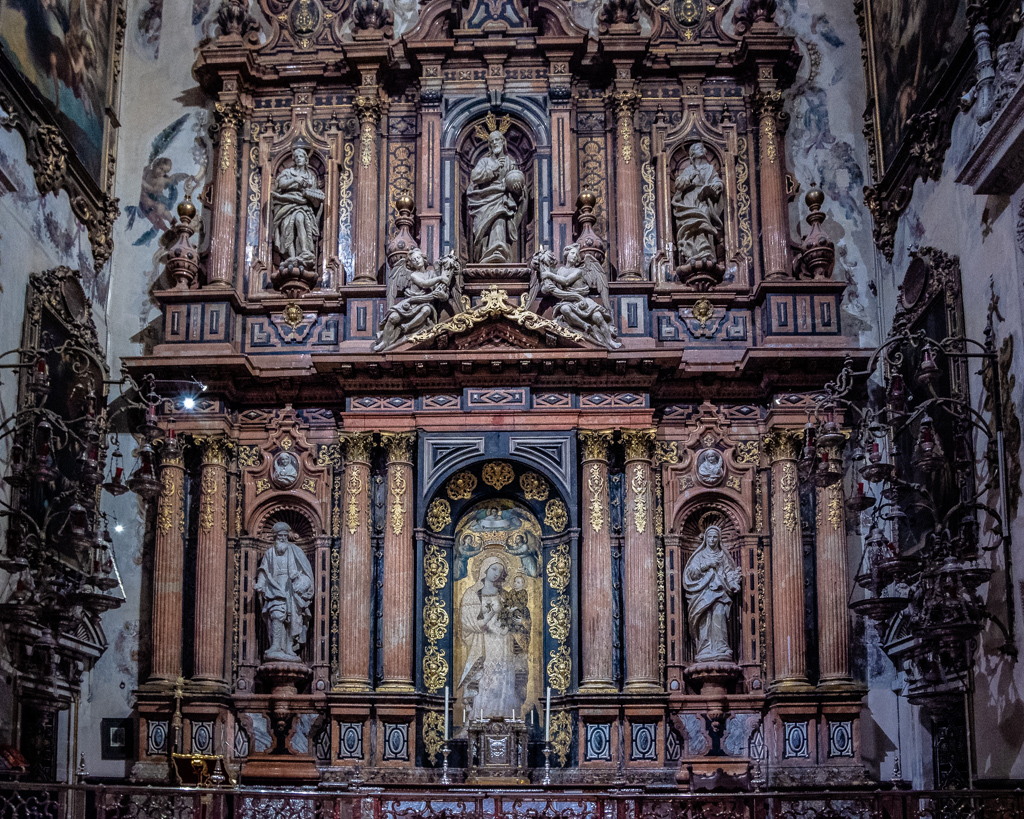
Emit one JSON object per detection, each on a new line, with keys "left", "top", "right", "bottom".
{"left": 474, "top": 112, "right": 512, "bottom": 141}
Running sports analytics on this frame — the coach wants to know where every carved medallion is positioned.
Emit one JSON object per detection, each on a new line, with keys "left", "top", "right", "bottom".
{"left": 271, "top": 451, "right": 300, "bottom": 489}
{"left": 695, "top": 449, "right": 726, "bottom": 487}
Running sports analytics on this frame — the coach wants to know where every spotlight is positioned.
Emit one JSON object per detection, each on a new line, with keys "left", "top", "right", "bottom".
{"left": 183, "top": 397, "right": 196, "bottom": 410}
{"left": 114, "top": 524, "right": 124, "bottom": 534}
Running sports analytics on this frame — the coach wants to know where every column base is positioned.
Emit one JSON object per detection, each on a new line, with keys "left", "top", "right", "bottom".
{"left": 579, "top": 681, "right": 618, "bottom": 693}
{"left": 333, "top": 681, "right": 373, "bottom": 692}
{"left": 623, "top": 681, "right": 662, "bottom": 693}
{"left": 377, "top": 682, "right": 416, "bottom": 692}
{"left": 188, "top": 678, "right": 231, "bottom": 695}
{"left": 350, "top": 275, "right": 378, "bottom": 285}
{"left": 816, "top": 677, "right": 861, "bottom": 693}
{"left": 769, "top": 678, "right": 814, "bottom": 695}
{"left": 138, "top": 677, "right": 182, "bottom": 693}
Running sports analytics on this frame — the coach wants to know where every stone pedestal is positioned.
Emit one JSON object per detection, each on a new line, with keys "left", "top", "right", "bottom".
{"left": 684, "top": 662, "right": 743, "bottom": 733}
{"left": 257, "top": 661, "right": 312, "bottom": 697}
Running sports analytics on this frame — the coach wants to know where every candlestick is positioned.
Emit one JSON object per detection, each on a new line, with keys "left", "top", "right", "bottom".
{"left": 441, "top": 744, "right": 451, "bottom": 785}
{"left": 545, "top": 687, "right": 551, "bottom": 742}
{"left": 542, "top": 744, "right": 552, "bottom": 786}
{"left": 444, "top": 686, "right": 449, "bottom": 742}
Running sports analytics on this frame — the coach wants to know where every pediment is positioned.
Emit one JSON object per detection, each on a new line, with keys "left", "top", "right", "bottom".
{"left": 397, "top": 286, "right": 594, "bottom": 352}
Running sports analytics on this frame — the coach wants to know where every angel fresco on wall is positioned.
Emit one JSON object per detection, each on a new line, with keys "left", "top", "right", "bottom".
{"left": 374, "top": 248, "right": 464, "bottom": 351}
{"left": 527, "top": 244, "right": 621, "bottom": 349}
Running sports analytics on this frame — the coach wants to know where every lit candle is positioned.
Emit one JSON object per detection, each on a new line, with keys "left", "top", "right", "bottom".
{"left": 168, "top": 428, "right": 176, "bottom": 442}
{"left": 545, "top": 687, "right": 551, "bottom": 742}
{"left": 444, "top": 686, "right": 449, "bottom": 742}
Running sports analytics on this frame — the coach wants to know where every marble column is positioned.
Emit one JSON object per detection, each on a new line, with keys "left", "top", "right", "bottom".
{"left": 208, "top": 103, "right": 242, "bottom": 287}
{"left": 622, "top": 428, "right": 660, "bottom": 691}
{"left": 353, "top": 93, "right": 386, "bottom": 284}
{"left": 815, "top": 445, "right": 853, "bottom": 687}
{"left": 753, "top": 87, "right": 791, "bottom": 280}
{"left": 609, "top": 89, "right": 644, "bottom": 280}
{"left": 192, "top": 436, "right": 232, "bottom": 689}
{"left": 380, "top": 431, "right": 416, "bottom": 691}
{"left": 579, "top": 430, "right": 616, "bottom": 691}
{"left": 549, "top": 54, "right": 575, "bottom": 256}
{"left": 764, "top": 429, "right": 809, "bottom": 689}
{"left": 337, "top": 433, "right": 374, "bottom": 690}
{"left": 416, "top": 73, "right": 443, "bottom": 262}
{"left": 150, "top": 442, "right": 186, "bottom": 685}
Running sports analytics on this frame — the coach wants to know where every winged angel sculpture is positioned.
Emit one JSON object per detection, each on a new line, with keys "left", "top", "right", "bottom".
{"left": 526, "top": 244, "right": 621, "bottom": 349}
{"left": 374, "top": 248, "right": 465, "bottom": 351}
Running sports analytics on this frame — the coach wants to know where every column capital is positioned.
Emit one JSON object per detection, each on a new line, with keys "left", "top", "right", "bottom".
{"left": 159, "top": 441, "right": 185, "bottom": 469}
{"left": 579, "top": 429, "right": 614, "bottom": 462}
{"left": 763, "top": 428, "right": 802, "bottom": 462}
{"left": 381, "top": 430, "right": 416, "bottom": 463}
{"left": 621, "top": 427, "right": 657, "bottom": 462}
{"left": 753, "top": 89, "right": 784, "bottom": 118}
{"left": 344, "top": 431, "right": 374, "bottom": 463}
{"left": 196, "top": 435, "right": 233, "bottom": 466}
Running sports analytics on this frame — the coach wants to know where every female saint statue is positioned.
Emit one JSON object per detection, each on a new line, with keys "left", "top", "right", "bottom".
{"left": 272, "top": 144, "right": 324, "bottom": 270}
{"left": 671, "top": 142, "right": 724, "bottom": 267}
{"left": 683, "top": 525, "right": 742, "bottom": 663}
{"left": 458, "top": 554, "right": 530, "bottom": 718}
{"left": 467, "top": 128, "right": 527, "bottom": 263}
{"left": 255, "top": 521, "right": 315, "bottom": 662}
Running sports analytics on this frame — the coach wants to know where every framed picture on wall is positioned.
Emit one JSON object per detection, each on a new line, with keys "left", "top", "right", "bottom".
{"left": 100, "top": 717, "right": 133, "bottom": 761}
{"left": 861, "top": 0, "right": 968, "bottom": 178}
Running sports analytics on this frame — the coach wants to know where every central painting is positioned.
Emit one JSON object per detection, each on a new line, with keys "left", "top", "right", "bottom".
{"left": 452, "top": 499, "right": 545, "bottom": 733}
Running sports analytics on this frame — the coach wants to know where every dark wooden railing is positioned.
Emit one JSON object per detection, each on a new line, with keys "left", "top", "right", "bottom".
{"left": 0, "top": 782, "right": 1021, "bottom": 819}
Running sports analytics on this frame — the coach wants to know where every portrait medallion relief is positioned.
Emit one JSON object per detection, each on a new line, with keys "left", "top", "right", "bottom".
{"left": 271, "top": 451, "right": 301, "bottom": 489}
{"left": 695, "top": 448, "right": 726, "bottom": 487}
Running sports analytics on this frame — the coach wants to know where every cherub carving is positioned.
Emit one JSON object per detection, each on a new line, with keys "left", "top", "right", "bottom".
{"left": 374, "top": 248, "right": 464, "bottom": 352}
{"left": 526, "top": 244, "right": 621, "bottom": 349}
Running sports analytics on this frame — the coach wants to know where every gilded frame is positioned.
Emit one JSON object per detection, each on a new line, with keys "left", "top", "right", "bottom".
{"left": 0, "top": 0, "right": 127, "bottom": 268}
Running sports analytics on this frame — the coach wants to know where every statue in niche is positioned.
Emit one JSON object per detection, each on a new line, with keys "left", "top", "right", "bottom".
{"left": 271, "top": 143, "right": 324, "bottom": 273}
{"left": 672, "top": 142, "right": 724, "bottom": 269}
{"left": 683, "top": 525, "right": 741, "bottom": 663}
{"left": 467, "top": 115, "right": 527, "bottom": 264}
{"left": 374, "top": 248, "right": 464, "bottom": 351}
{"left": 527, "top": 244, "right": 622, "bottom": 349}
{"left": 255, "top": 521, "right": 315, "bottom": 663}
{"left": 459, "top": 554, "right": 531, "bottom": 719}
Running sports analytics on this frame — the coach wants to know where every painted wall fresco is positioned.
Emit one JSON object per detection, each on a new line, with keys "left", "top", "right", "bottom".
{"left": 0, "top": 0, "right": 121, "bottom": 183}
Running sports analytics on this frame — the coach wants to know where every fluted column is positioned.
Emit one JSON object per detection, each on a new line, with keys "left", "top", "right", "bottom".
{"left": 208, "top": 103, "right": 242, "bottom": 287}
{"left": 579, "top": 430, "right": 616, "bottom": 691}
{"left": 337, "top": 433, "right": 374, "bottom": 690}
{"left": 353, "top": 93, "right": 386, "bottom": 284}
{"left": 150, "top": 442, "right": 186, "bottom": 684}
{"left": 609, "top": 89, "right": 644, "bottom": 280}
{"left": 764, "top": 429, "right": 809, "bottom": 689}
{"left": 753, "top": 87, "right": 791, "bottom": 280}
{"left": 622, "top": 428, "right": 660, "bottom": 691}
{"left": 380, "top": 431, "right": 416, "bottom": 691}
{"left": 816, "top": 444, "right": 853, "bottom": 687}
{"left": 192, "top": 436, "right": 231, "bottom": 689}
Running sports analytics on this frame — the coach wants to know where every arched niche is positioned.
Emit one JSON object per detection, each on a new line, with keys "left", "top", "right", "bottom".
{"left": 417, "top": 457, "right": 577, "bottom": 742}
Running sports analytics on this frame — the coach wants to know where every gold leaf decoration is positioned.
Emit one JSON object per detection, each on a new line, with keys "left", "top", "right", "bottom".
{"left": 632, "top": 463, "right": 648, "bottom": 535}
{"left": 423, "top": 711, "right": 444, "bottom": 765}
{"left": 519, "top": 472, "right": 549, "bottom": 501}
{"left": 255, "top": 478, "right": 270, "bottom": 495}
{"left": 587, "top": 464, "right": 605, "bottom": 533}
{"left": 389, "top": 468, "right": 407, "bottom": 536}
{"left": 544, "top": 499, "right": 568, "bottom": 532}
{"left": 346, "top": 469, "right": 363, "bottom": 534}
{"left": 302, "top": 478, "right": 316, "bottom": 493}
{"left": 547, "top": 542, "right": 570, "bottom": 593}
{"left": 316, "top": 444, "right": 342, "bottom": 467}
{"left": 426, "top": 498, "right": 451, "bottom": 532}
{"left": 199, "top": 471, "right": 216, "bottom": 533}
{"left": 547, "top": 644, "right": 571, "bottom": 695}
{"left": 424, "top": 543, "right": 449, "bottom": 592}
{"left": 446, "top": 470, "right": 478, "bottom": 500}
{"left": 422, "top": 645, "right": 448, "bottom": 694}
{"left": 482, "top": 461, "right": 515, "bottom": 490}
{"left": 156, "top": 471, "right": 175, "bottom": 533}
{"left": 550, "top": 711, "right": 573, "bottom": 767}
{"left": 423, "top": 594, "right": 450, "bottom": 642}
{"left": 734, "top": 440, "right": 759, "bottom": 465}
{"left": 238, "top": 445, "right": 262, "bottom": 469}
{"left": 547, "top": 597, "right": 570, "bottom": 643}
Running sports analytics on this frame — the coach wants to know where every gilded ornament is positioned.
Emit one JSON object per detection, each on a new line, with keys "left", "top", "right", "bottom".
{"left": 735, "top": 136, "right": 754, "bottom": 262}
{"left": 330, "top": 546, "right": 341, "bottom": 679}
{"left": 446, "top": 470, "right": 478, "bottom": 500}
{"left": 200, "top": 436, "right": 232, "bottom": 466}
{"left": 317, "top": 443, "right": 343, "bottom": 467}
{"left": 332, "top": 474, "right": 343, "bottom": 538}
{"left": 426, "top": 498, "right": 452, "bottom": 533}
{"left": 587, "top": 464, "right": 605, "bottom": 533}
{"left": 281, "top": 437, "right": 293, "bottom": 450}
{"left": 389, "top": 468, "right": 407, "bottom": 536}
{"left": 693, "top": 298, "right": 714, "bottom": 330}
{"left": 547, "top": 597, "right": 570, "bottom": 643}
{"left": 423, "top": 712, "right": 444, "bottom": 765}
{"left": 654, "top": 441, "right": 679, "bottom": 465}
{"left": 783, "top": 498, "right": 799, "bottom": 532}
{"left": 827, "top": 484, "right": 844, "bottom": 529}
{"left": 579, "top": 429, "right": 613, "bottom": 462}
{"left": 544, "top": 499, "right": 568, "bottom": 533}
{"left": 781, "top": 462, "right": 798, "bottom": 493}
{"left": 547, "top": 644, "right": 571, "bottom": 695}
{"left": 423, "top": 594, "right": 450, "bottom": 642}
{"left": 550, "top": 711, "right": 573, "bottom": 767}
{"left": 482, "top": 461, "right": 515, "bottom": 490}
{"left": 654, "top": 470, "right": 664, "bottom": 538}
{"left": 701, "top": 433, "right": 717, "bottom": 449}
{"left": 156, "top": 472, "right": 176, "bottom": 533}
{"left": 763, "top": 428, "right": 801, "bottom": 462}
{"left": 631, "top": 463, "right": 649, "bottom": 535}
{"left": 199, "top": 471, "right": 217, "bottom": 533}
{"left": 726, "top": 475, "right": 742, "bottom": 492}
{"left": 757, "top": 538, "right": 767, "bottom": 680}
{"left": 422, "top": 645, "right": 449, "bottom": 694}
{"left": 345, "top": 432, "right": 373, "bottom": 463}
{"left": 346, "top": 469, "right": 363, "bottom": 534}
{"left": 282, "top": 303, "right": 304, "bottom": 329}
{"left": 547, "top": 542, "right": 571, "bottom": 593}
{"left": 735, "top": 440, "right": 759, "bottom": 465}
{"left": 302, "top": 478, "right": 316, "bottom": 494}
{"left": 255, "top": 478, "right": 270, "bottom": 495}
{"left": 519, "top": 472, "right": 549, "bottom": 501}
{"left": 382, "top": 431, "right": 415, "bottom": 462}
{"left": 423, "top": 543, "right": 449, "bottom": 592}
{"left": 622, "top": 428, "right": 656, "bottom": 462}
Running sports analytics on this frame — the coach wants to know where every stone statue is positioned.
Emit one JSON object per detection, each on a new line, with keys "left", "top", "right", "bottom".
{"left": 527, "top": 244, "right": 622, "bottom": 349}
{"left": 683, "top": 525, "right": 741, "bottom": 663}
{"left": 467, "top": 120, "right": 527, "bottom": 264}
{"left": 271, "top": 144, "right": 324, "bottom": 272}
{"left": 374, "top": 248, "right": 464, "bottom": 351}
{"left": 255, "top": 521, "right": 315, "bottom": 663}
{"left": 672, "top": 142, "right": 724, "bottom": 268}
